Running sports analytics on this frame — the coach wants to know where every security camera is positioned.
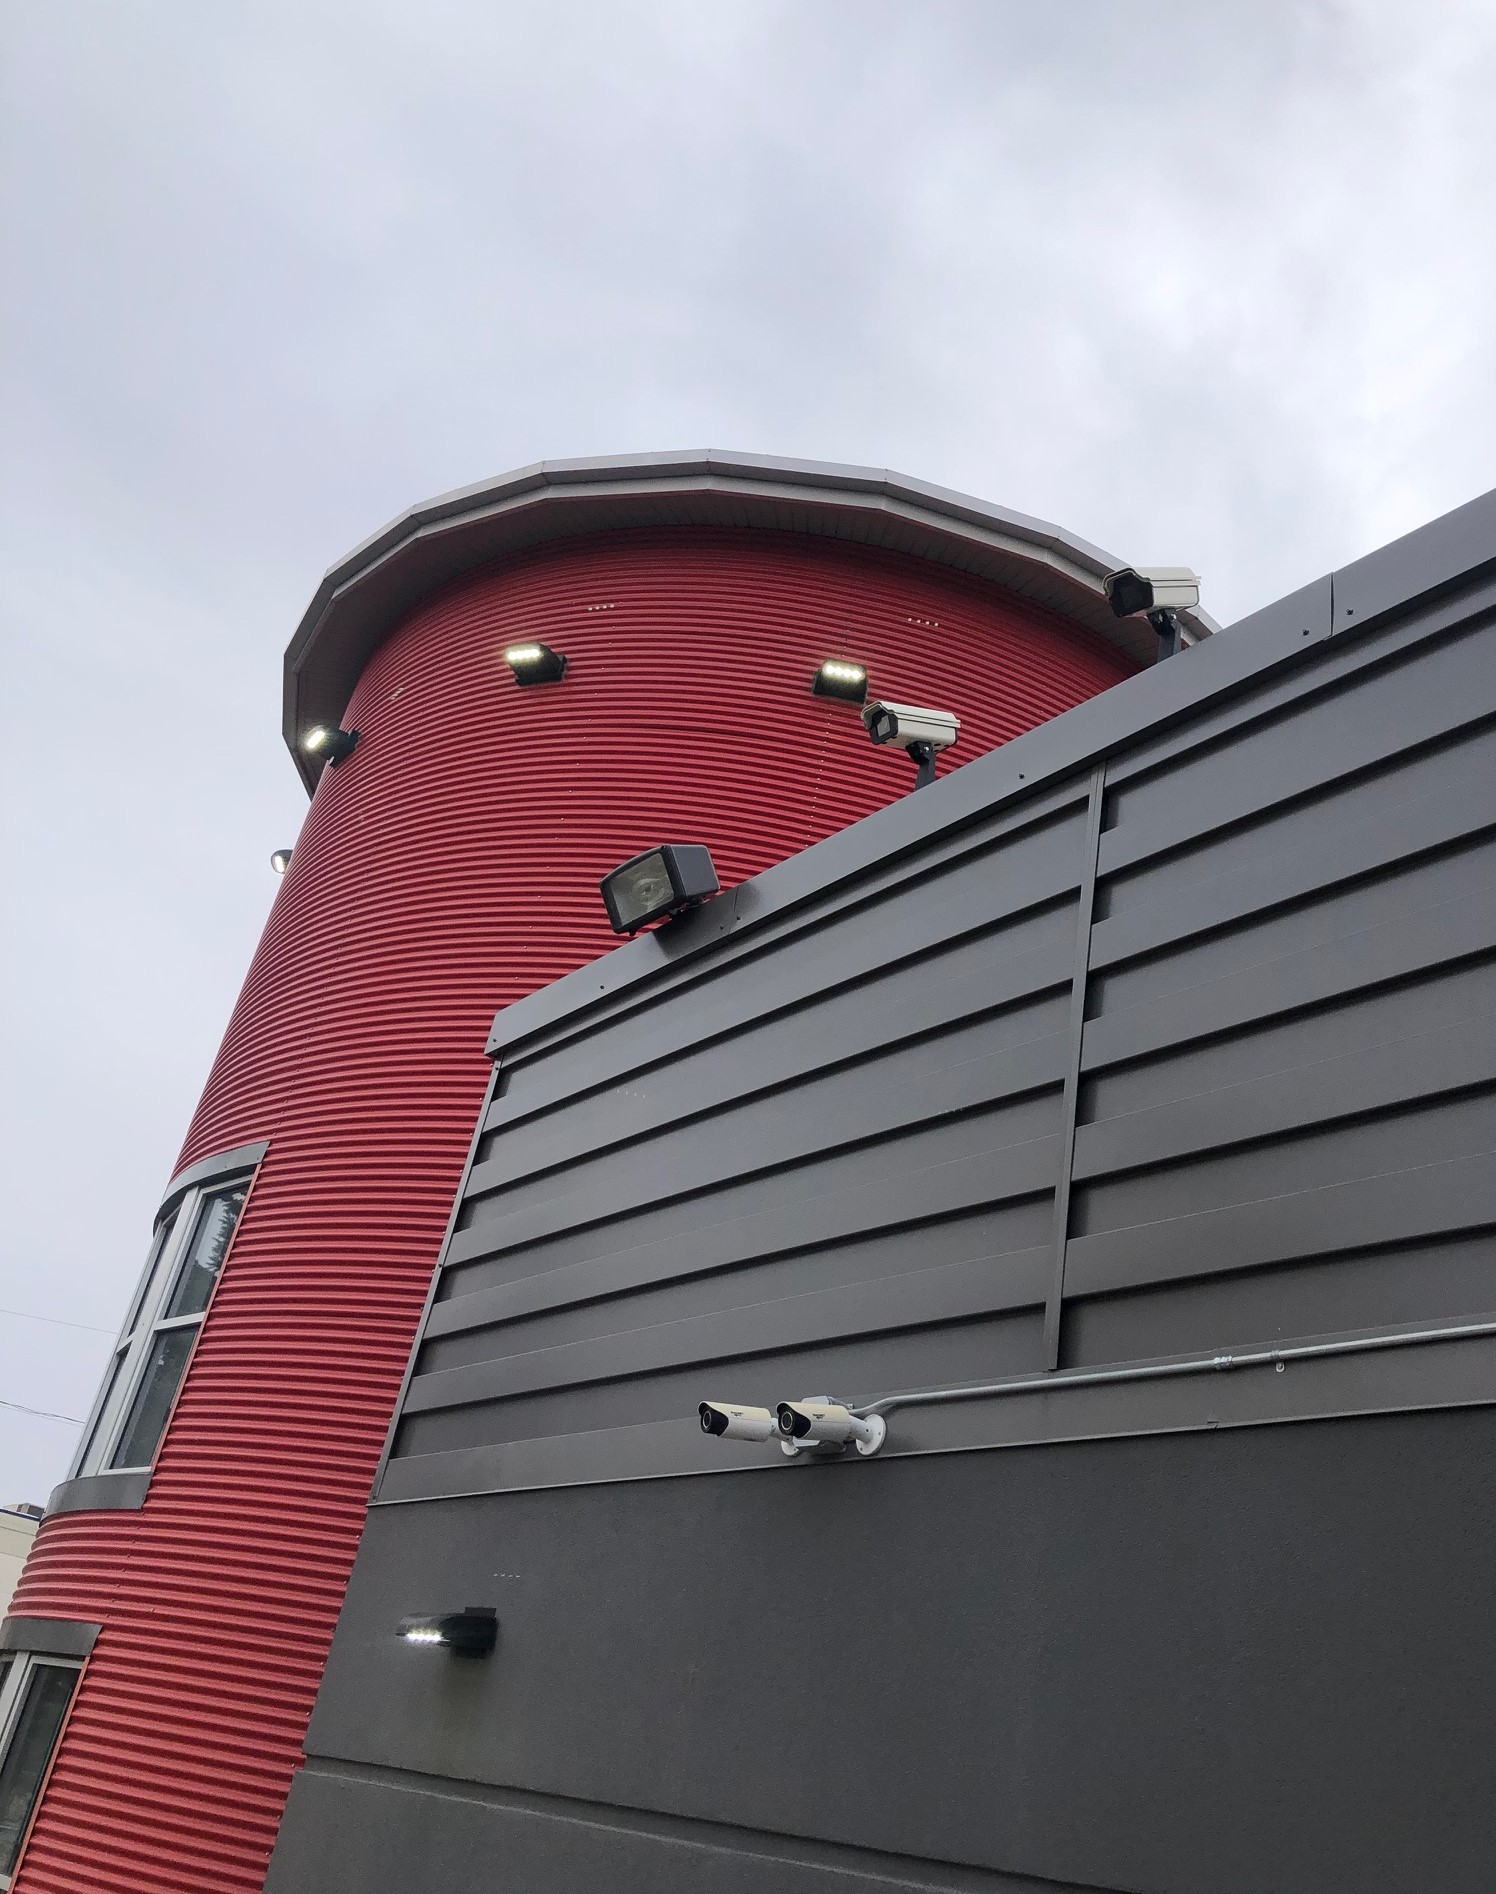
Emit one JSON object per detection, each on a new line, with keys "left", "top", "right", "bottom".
{"left": 775, "top": 1398, "right": 887, "bottom": 1457}
{"left": 1102, "top": 567, "right": 1201, "bottom": 619}
{"left": 699, "top": 1401, "right": 777, "bottom": 1443}
{"left": 1102, "top": 567, "right": 1201, "bottom": 662}
{"left": 861, "top": 701, "right": 960, "bottom": 754}
{"left": 860, "top": 701, "right": 960, "bottom": 791}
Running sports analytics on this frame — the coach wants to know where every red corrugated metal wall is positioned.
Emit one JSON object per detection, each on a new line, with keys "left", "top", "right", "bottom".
{"left": 10, "top": 527, "right": 1133, "bottom": 1891}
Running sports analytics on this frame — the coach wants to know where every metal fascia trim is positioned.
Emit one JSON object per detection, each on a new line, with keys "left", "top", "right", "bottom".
{"left": 154, "top": 1138, "right": 269, "bottom": 1231}
{"left": 282, "top": 450, "right": 1211, "bottom": 788}
{"left": 43, "top": 1470, "right": 152, "bottom": 1519}
{"left": 0, "top": 1617, "right": 102, "bottom": 1659}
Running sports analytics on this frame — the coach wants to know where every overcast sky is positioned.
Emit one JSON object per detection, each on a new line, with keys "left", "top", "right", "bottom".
{"left": 2, "top": 0, "right": 1493, "bottom": 1505}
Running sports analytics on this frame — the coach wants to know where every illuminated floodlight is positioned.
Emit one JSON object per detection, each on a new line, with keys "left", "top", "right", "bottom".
{"left": 396, "top": 1607, "right": 498, "bottom": 1656}
{"left": 812, "top": 658, "right": 869, "bottom": 704}
{"left": 503, "top": 642, "right": 568, "bottom": 685}
{"left": 301, "top": 725, "right": 359, "bottom": 765}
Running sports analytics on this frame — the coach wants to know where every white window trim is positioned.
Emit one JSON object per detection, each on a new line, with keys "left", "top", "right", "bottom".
{"left": 0, "top": 1653, "right": 82, "bottom": 1890}
{"left": 68, "top": 1174, "right": 251, "bottom": 1482}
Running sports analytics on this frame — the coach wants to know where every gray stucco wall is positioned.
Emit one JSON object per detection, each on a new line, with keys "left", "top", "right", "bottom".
{"left": 272, "top": 1408, "right": 1496, "bottom": 1893}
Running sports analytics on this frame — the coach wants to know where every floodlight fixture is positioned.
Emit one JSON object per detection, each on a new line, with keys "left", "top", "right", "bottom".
{"left": 503, "top": 642, "right": 568, "bottom": 685}
{"left": 270, "top": 849, "right": 293, "bottom": 875}
{"left": 301, "top": 725, "right": 359, "bottom": 765}
{"left": 396, "top": 1606, "right": 498, "bottom": 1656}
{"left": 600, "top": 844, "right": 720, "bottom": 936}
{"left": 812, "top": 658, "right": 869, "bottom": 704}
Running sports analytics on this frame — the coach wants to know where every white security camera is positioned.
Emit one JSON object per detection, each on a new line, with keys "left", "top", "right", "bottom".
{"left": 860, "top": 701, "right": 960, "bottom": 791}
{"left": 1102, "top": 567, "right": 1201, "bottom": 619}
{"left": 775, "top": 1398, "right": 887, "bottom": 1457}
{"left": 699, "top": 1401, "right": 777, "bottom": 1443}
{"left": 860, "top": 701, "right": 960, "bottom": 754}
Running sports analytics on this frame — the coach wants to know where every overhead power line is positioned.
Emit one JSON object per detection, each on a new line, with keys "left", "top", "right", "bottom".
{"left": 0, "top": 1397, "right": 83, "bottom": 1426}
{"left": 0, "top": 1305, "right": 115, "bottom": 1336}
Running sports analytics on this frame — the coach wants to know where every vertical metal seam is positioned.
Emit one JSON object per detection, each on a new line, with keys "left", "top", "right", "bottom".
{"left": 1041, "top": 761, "right": 1107, "bottom": 1369}
{"left": 369, "top": 1058, "right": 503, "bottom": 1500}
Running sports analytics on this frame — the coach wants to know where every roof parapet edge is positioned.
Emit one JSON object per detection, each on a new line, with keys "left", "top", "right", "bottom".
{"left": 281, "top": 450, "right": 1211, "bottom": 791}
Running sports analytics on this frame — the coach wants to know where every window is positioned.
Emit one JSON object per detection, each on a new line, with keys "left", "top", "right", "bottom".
{"left": 70, "top": 1177, "right": 250, "bottom": 1481}
{"left": 0, "top": 1655, "right": 80, "bottom": 1886}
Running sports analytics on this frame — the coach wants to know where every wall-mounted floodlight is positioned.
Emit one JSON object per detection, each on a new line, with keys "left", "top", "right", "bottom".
{"left": 301, "top": 725, "right": 359, "bottom": 765}
{"left": 1103, "top": 566, "right": 1201, "bottom": 662}
{"left": 812, "top": 658, "right": 868, "bottom": 704}
{"left": 600, "top": 844, "right": 720, "bottom": 936}
{"left": 503, "top": 642, "right": 567, "bottom": 685}
{"left": 777, "top": 1399, "right": 886, "bottom": 1457}
{"left": 861, "top": 699, "right": 960, "bottom": 791}
{"left": 270, "top": 849, "right": 293, "bottom": 875}
{"left": 397, "top": 1606, "right": 498, "bottom": 1656}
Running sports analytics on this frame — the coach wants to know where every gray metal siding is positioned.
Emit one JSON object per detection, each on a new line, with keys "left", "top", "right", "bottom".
{"left": 379, "top": 589, "right": 1496, "bottom": 1503}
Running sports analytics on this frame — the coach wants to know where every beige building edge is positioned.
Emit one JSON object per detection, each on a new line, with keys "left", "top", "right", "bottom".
{"left": 0, "top": 1506, "right": 42, "bottom": 1617}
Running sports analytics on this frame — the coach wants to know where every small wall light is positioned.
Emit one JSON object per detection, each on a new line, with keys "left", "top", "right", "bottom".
{"left": 301, "top": 725, "right": 359, "bottom": 764}
{"left": 397, "top": 1606, "right": 498, "bottom": 1656}
{"left": 600, "top": 844, "right": 720, "bottom": 936}
{"left": 812, "top": 658, "right": 868, "bottom": 704}
{"left": 503, "top": 642, "right": 568, "bottom": 685}
{"left": 270, "top": 849, "right": 293, "bottom": 875}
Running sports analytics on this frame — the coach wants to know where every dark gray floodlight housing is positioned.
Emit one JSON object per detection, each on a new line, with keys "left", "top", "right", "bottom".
{"left": 301, "top": 725, "right": 359, "bottom": 765}
{"left": 812, "top": 658, "right": 869, "bottom": 704}
{"left": 397, "top": 1607, "right": 498, "bottom": 1656}
{"left": 503, "top": 641, "right": 568, "bottom": 685}
{"left": 600, "top": 844, "right": 720, "bottom": 936}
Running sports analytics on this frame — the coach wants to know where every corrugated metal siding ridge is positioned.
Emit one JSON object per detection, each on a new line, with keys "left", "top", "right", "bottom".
{"left": 11, "top": 527, "right": 1131, "bottom": 1892}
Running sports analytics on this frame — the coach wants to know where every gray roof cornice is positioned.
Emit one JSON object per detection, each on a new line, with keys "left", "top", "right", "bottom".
{"left": 282, "top": 449, "right": 1219, "bottom": 793}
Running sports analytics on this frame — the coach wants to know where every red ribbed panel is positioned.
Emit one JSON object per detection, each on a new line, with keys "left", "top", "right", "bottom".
{"left": 10, "top": 527, "right": 1132, "bottom": 1891}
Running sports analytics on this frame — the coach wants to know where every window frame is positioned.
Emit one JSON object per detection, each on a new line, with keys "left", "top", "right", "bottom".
{"left": 0, "top": 1653, "right": 82, "bottom": 1889}
{"left": 68, "top": 1171, "right": 253, "bottom": 1483}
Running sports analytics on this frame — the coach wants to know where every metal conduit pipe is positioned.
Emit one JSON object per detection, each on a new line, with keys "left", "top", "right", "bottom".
{"left": 851, "top": 1317, "right": 1496, "bottom": 1423}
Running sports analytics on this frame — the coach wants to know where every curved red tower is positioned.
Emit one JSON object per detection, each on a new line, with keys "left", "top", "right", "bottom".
{"left": 5, "top": 454, "right": 1205, "bottom": 1891}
